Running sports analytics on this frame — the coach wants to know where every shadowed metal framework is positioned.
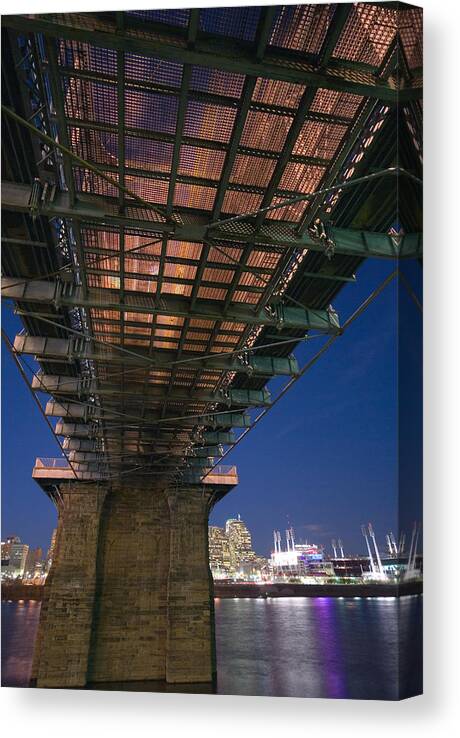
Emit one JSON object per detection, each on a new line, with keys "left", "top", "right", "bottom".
{"left": 1, "top": 3, "right": 423, "bottom": 500}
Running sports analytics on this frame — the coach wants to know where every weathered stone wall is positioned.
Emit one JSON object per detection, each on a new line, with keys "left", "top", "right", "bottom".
{"left": 31, "top": 482, "right": 216, "bottom": 687}
{"left": 166, "top": 489, "right": 215, "bottom": 683}
{"left": 32, "top": 483, "right": 107, "bottom": 688}
{"left": 87, "top": 486, "right": 170, "bottom": 683}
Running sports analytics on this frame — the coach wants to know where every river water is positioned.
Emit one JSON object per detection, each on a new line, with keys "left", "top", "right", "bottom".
{"left": 2, "top": 595, "right": 422, "bottom": 699}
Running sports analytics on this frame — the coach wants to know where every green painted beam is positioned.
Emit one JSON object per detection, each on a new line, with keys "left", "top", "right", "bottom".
{"left": 15, "top": 334, "right": 301, "bottom": 376}
{"left": 199, "top": 431, "right": 236, "bottom": 446}
{"left": 3, "top": 278, "right": 340, "bottom": 332}
{"left": 1, "top": 182, "right": 423, "bottom": 258}
{"left": 2, "top": 14, "right": 421, "bottom": 102}
{"left": 32, "top": 374, "right": 272, "bottom": 407}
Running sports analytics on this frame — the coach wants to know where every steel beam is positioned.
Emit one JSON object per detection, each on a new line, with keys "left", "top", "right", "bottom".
{"left": 1, "top": 14, "right": 421, "bottom": 102}
{"left": 1, "top": 182, "right": 422, "bottom": 258}
{"left": 14, "top": 334, "right": 301, "bottom": 376}
{"left": 32, "top": 374, "right": 272, "bottom": 407}
{"left": 3, "top": 278, "right": 341, "bottom": 332}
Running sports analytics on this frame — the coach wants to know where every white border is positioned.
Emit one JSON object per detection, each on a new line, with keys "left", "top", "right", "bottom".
{"left": 2, "top": 0, "right": 459, "bottom": 733}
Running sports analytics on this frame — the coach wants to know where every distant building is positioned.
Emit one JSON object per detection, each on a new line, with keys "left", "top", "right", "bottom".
{"left": 24, "top": 546, "right": 44, "bottom": 578}
{"left": 225, "top": 515, "right": 256, "bottom": 570}
{"left": 1, "top": 536, "right": 29, "bottom": 579}
{"left": 208, "top": 516, "right": 267, "bottom": 580}
{"left": 270, "top": 528, "right": 326, "bottom": 580}
{"left": 46, "top": 528, "right": 57, "bottom": 572}
{"left": 208, "top": 526, "right": 232, "bottom": 578}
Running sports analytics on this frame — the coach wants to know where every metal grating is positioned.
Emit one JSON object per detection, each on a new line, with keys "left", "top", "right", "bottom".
{"left": 399, "top": 8, "right": 423, "bottom": 70}
{"left": 127, "top": 9, "right": 190, "bottom": 28}
{"left": 240, "top": 110, "right": 292, "bottom": 152}
{"left": 58, "top": 40, "right": 117, "bottom": 76}
{"left": 252, "top": 78, "right": 305, "bottom": 108}
{"left": 293, "top": 120, "right": 348, "bottom": 160}
{"left": 2, "top": 4, "right": 422, "bottom": 486}
{"left": 178, "top": 146, "right": 226, "bottom": 180}
{"left": 68, "top": 127, "right": 118, "bottom": 167}
{"left": 265, "top": 196, "right": 307, "bottom": 222}
{"left": 221, "top": 190, "right": 264, "bottom": 215}
{"left": 184, "top": 101, "right": 236, "bottom": 143}
{"left": 190, "top": 66, "right": 245, "bottom": 98}
{"left": 74, "top": 168, "right": 118, "bottom": 198}
{"left": 198, "top": 286, "right": 228, "bottom": 301}
{"left": 81, "top": 227, "right": 120, "bottom": 252}
{"left": 125, "top": 54, "right": 183, "bottom": 87}
{"left": 202, "top": 267, "right": 235, "bottom": 285}
{"left": 124, "top": 175, "right": 169, "bottom": 205}
{"left": 332, "top": 4, "right": 397, "bottom": 67}
{"left": 207, "top": 246, "right": 243, "bottom": 268}
{"left": 63, "top": 78, "right": 118, "bottom": 125}
{"left": 125, "top": 136, "right": 174, "bottom": 173}
{"left": 125, "top": 89, "right": 178, "bottom": 134}
{"left": 174, "top": 183, "right": 217, "bottom": 211}
{"left": 166, "top": 241, "right": 203, "bottom": 260}
{"left": 269, "top": 4, "right": 333, "bottom": 53}
{"left": 199, "top": 6, "right": 262, "bottom": 42}
{"left": 310, "top": 88, "right": 364, "bottom": 120}
{"left": 230, "top": 154, "right": 276, "bottom": 188}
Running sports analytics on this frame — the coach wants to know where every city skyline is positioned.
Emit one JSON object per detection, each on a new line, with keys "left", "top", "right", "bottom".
{"left": 2, "top": 258, "right": 422, "bottom": 557}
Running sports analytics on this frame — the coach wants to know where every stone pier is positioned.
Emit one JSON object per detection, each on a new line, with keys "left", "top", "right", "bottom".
{"left": 31, "top": 482, "right": 217, "bottom": 688}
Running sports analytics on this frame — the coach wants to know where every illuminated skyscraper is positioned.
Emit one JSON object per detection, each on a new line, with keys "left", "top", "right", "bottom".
{"left": 24, "top": 546, "right": 44, "bottom": 577}
{"left": 46, "top": 528, "right": 57, "bottom": 572}
{"left": 225, "top": 515, "right": 256, "bottom": 569}
{"left": 208, "top": 516, "right": 267, "bottom": 580}
{"left": 1, "top": 536, "right": 29, "bottom": 579}
{"left": 208, "top": 526, "right": 232, "bottom": 578}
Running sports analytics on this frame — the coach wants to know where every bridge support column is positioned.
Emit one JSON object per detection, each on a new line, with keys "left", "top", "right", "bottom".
{"left": 31, "top": 483, "right": 107, "bottom": 688}
{"left": 31, "top": 482, "right": 218, "bottom": 688}
{"left": 166, "top": 488, "right": 215, "bottom": 684}
{"left": 87, "top": 486, "right": 170, "bottom": 684}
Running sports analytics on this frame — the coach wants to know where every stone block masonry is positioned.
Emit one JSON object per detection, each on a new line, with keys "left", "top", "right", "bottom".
{"left": 31, "top": 484, "right": 107, "bottom": 688}
{"left": 31, "top": 482, "right": 217, "bottom": 688}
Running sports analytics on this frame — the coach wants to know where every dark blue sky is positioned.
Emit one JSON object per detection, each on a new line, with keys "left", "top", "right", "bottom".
{"left": 1, "top": 258, "right": 422, "bottom": 557}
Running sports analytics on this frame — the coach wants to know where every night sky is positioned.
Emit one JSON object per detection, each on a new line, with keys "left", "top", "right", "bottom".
{"left": 1, "top": 258, "right": 422, "bottom": 558}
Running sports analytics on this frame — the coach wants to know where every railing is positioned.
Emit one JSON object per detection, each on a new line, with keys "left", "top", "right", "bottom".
{"left": 34, "top": 457, "right": 71, "bottom": 469}
{"left": 33, "top": 459, "right": 239, "bottom": 486}
{"left": 33, "top": 457, "right": 105, "bottom": 481}
{"left": 202, "top": 465, "right": 238, "bottom": 485}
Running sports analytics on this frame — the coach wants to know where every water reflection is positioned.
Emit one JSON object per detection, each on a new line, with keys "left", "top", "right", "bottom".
{"left": 2, "top": 600, "right": 41, "bottom": 687}
{"left": 2, "top": 596, "right": 422, "bottom": 699}
{"left": 214, "top": 595, "right": 422, "bottom": 699}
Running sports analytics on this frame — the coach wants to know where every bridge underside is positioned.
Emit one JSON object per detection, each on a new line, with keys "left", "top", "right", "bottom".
{"left": 2, "top": 4, "right": 422, "bottom": 688}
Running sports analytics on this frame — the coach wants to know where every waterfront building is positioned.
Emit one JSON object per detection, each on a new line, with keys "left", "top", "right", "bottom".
{"left": 24, "top": 546, "right": 44, "bottom": 578}
{"left": 208, "top": 526, "right": 232, "bottom": 578}
{"left": 225, "top": 515, "right": 256, "bottom": 570}
{"left": 209, "top": 516, "right": 267, "bottom": 581}
{"left": 270, "top": 528, "right": 326, "bottom": 580}
{"left": 45, "top": 528, "right": 57, "bottom": 573}
{"left": 330, "top": 556, "right": 372, "bottom": 579}
{"left": 1, "top": 536, "right": 29, "bottom": 579}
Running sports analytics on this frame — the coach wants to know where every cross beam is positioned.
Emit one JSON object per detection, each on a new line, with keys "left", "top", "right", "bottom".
{"left": 32, "top": 374, "right": 272, "bottom": 408}
{"left": 14, "top": 334, "right": 301, "bottom": 376}
{"left": 2, "top": 14, "right": 421, "bottom": 102}
{"left": 2, "top": 278, "right": 340, "bottom": 332}
{"left": 2, "top": 182, "right": 422, "bottom": 258}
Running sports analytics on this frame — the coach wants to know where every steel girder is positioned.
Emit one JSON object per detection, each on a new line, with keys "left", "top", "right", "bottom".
{"left": 2, "top": 182, "right": 422, "bottom": 259}
{"left": 51, "top": 401, "right": 251, "bottom": 429}
{"left": 32, "top": 374, "right": 272, "bottom": 408}
{"left": 2, "top": 14, "right": 421, "bottom": 102}
{"left": 3, "top": 278, "right": 340, "bottom": 332}
{"left": 14, "top": 334, "right": 301, "bottom": 376}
